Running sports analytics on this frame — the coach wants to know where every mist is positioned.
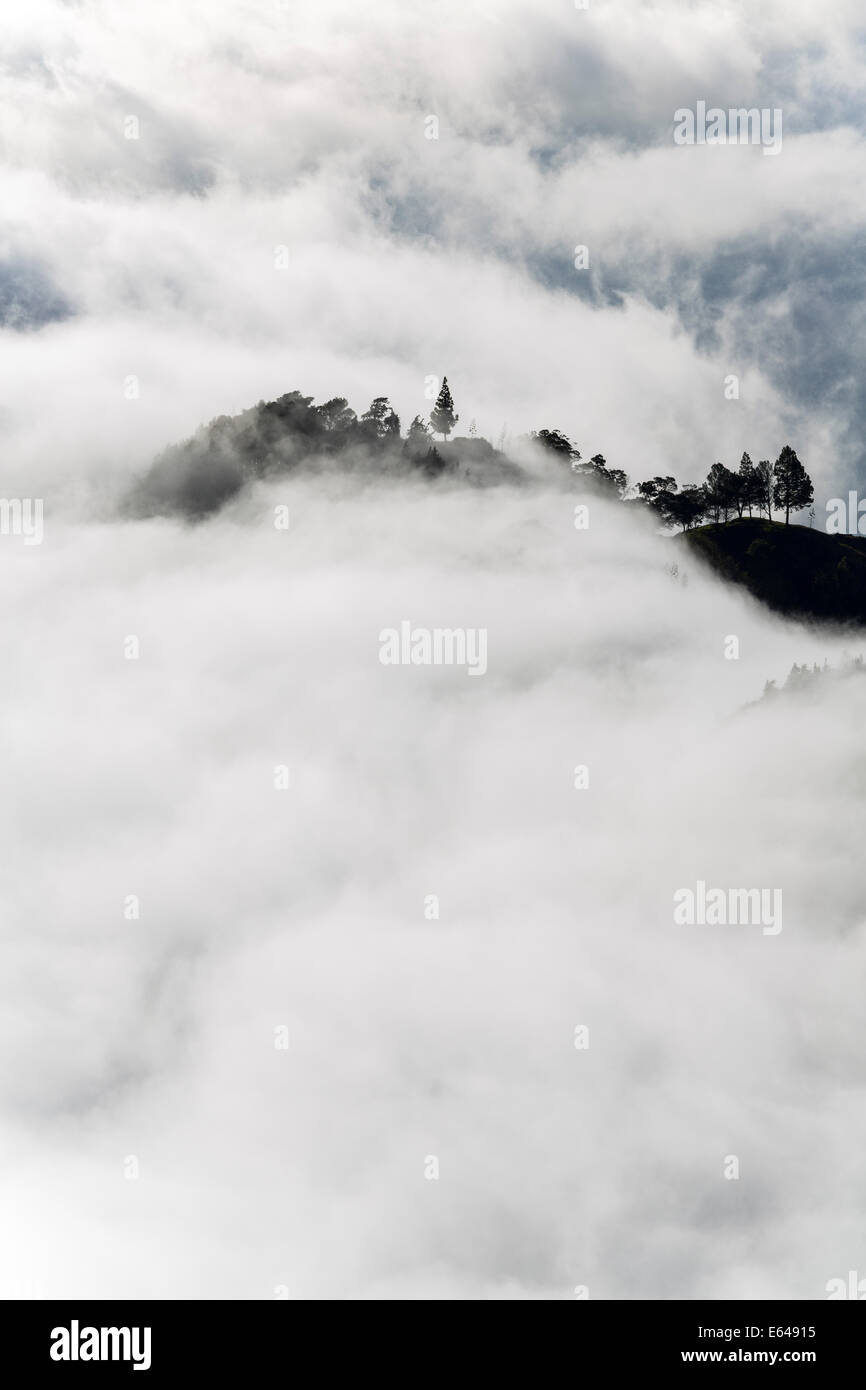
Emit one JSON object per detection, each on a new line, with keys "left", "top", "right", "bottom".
{"left": 2, "top": 0, "right": 865, "bottom": 1306}
{"left": 1, "top": 475, "right": 863, "bottom": 1299}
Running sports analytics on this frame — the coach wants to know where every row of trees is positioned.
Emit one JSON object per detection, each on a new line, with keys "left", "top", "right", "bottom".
{"left": 350, "top": 383, "right": 816, "bottom": 530}
{"left": 356, "top": 379, "right": 457, "bottom": 441}
{"left": 365, "top": 379, "right": 816, "bottom": 529}
{"left": 638, "top": 450, "right": 814, "bottom": 528}
{"left": 139, "top": 370, "right": 820, "bottom": 526}
{"left": 533, "top": 429, "right": 814, "bottom": 528}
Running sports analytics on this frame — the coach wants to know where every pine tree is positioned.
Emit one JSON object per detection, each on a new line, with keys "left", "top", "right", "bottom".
{"left": 736, "top": 452, "right": 755, "bottom": 517}
{"left": 430, "top": 376, "right": 458, "bottom": 441}
{"left": 772, "top": 445, "right": 814, "bottom": 524}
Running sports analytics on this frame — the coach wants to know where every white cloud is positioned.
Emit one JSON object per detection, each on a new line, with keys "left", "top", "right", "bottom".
{"left": 0, "top": 0, "right": 864, "bottom": 1300}
{"left": 1, "top": 0, "right": 864, "bottom": 495}
{"left": 1, "top": 482, "right": 864, "bottom": 1297}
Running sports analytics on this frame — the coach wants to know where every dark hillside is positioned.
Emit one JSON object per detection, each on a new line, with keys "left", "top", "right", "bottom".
{"left": 678, "top": 518, "right": 866, "bottom": 623}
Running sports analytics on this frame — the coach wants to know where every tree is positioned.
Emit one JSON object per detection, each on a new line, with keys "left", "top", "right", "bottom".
{"left": 422, "top": 444, "right": 446, "bottom": 477}
{"left": 403, "top": 415, "right": 447, "bottom": 476}
{"left": 637, "top": 476, "right": 677, "bottom": 504}
{"left": 361, "top": 396, "right": 400, "bottom": 438}
{"left": 648, "top": 485, "right": 679, "bottom": 527}
{"left": 772, "top": 445, "right": 813, "bottom": 524}
{"left": 403, "top": 414, "right": 432, "bottom": 463}
{"left": 574, "top": 454, "right": 628, "bottom": 497}
{"left": 605, "top": 467, "right": 629, "bottom": 497}
{"left": 430, "top": 377, "right": 458, "bottom": 441}
{"left": 406, "top": 414, "right": 430, "bottom": 442}
{"left": 704, "top": 462, "right": 739, "bottom": 523}
{"left": 659, "top": 484, "right": 706, "bottom": 531}
{"left": 748, "top": 463, "right": 766, "bottom": 517}
{"left": 736, "top": 452, "right": 755, "bottom": 517}
{"left": 754, "top": 459, "right": 773, "bottom": 519}
{"left": 637, "top": 477, "right": 703, "bottom": 530}
{"left": 676, "top": 484, "right": 707, "bottom": 529}
{"left": 315, "top": 397, "right": 357, "bottom": 434}
{"left": 535, "top": 428, "right": 579, "bottom": 460}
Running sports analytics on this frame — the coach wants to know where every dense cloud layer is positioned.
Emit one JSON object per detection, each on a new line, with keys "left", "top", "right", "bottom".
{"left": 2, "top": 479, "right": 865, "bottom": 1298}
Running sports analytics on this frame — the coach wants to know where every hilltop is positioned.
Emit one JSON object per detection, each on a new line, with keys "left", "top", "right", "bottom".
{"left": 678, "top": 518, "right": 866, "bottom": 624}
{"left": 127, "top": 384, "right": 866, "bottom": 628}
{"left": 128, "top": 390, "right": 523, "bottom": 520}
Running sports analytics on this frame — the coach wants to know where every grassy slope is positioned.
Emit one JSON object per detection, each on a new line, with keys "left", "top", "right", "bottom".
{"left": 677, "top": 517, "right": 866, "bottom": 623}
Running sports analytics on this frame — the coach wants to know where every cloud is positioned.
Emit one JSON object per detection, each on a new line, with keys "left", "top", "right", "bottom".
{"left": 0, "top": 0, "right": 864, "bottom": 501}
{"left": 1, "top": 0, "right": 864, "bottom": 1300}
{"left": 2, "top": 479, "right": 865, "bottom": 1297}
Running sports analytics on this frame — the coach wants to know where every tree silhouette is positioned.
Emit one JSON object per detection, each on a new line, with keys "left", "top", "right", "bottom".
{"left": 361, "top": 396, "right": 400, "bottom": 438}
{"left": 676, "top": 484, "right": 707, "bottom": 529}
{"left": 638, "top": 476, "right": 677, "bottom": 504}
{"left": 736, "top": 452, "right": 755, "bottom": 517}
{"left": 536, "top": 428, "right": 578, "bottom": 460}
{"left": 430, "top": 377, "right": 458, "bottom": 440}
{"left": 772, "top": 445, "right": 814, "bottom": 524}
{"left": 704, "top": 462, "right": 739, "bottom": 523}
{"left": 638, "top": 477, "right": 705, "bottom": 530}
{"left": 315, "top": 397, "right": 358, "bottom": 434}
{"left": 575, "top": 453, "right": 628, "bottom": 496}
{"left": 403, "top": 414, "right": 432, "bottom": 464}
{"left": 754, "top": 459, "right": 774, "bottom": 519}
{"left": 666, "top": 491, "right": 698, "bottom": 530}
